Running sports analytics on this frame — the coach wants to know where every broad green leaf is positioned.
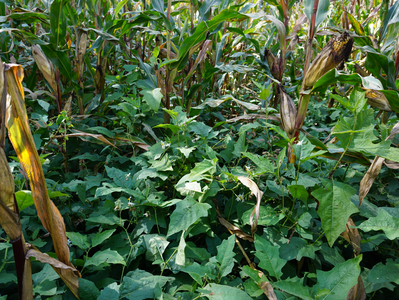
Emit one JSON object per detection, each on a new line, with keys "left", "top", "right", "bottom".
{"left": 149, "top": 154, "right": 173, "bottom": 172}
{"left": 79, "top": 278, "right": 100, "bottom": 300}
{"left": 86, "top": 214, "right": 126, "bottom": 226}
{"left": 216, "top": 235, "right": 236, "bottom": 278}
{"left": 313, "top": 255, "right": 362, "bottom": 300}
{"left": 105, "top": 166, "right": 136, "bottom": 189}
{"left": 186, "top": 242, "right": 211, "bottom": 261}
{"left": 318, "top": 243, "right": 345, "bottom": 266}
{"left": 365, "top": 259, "right": 399, "bottom": 293}
{"left": 0, "top": 272, "right": 17, "bottom": 284}
{"left": 311, "top": 179, "right": 358, "bottom": 246}
{"left": 32, "top": 264, "right": 59, "bottom": 286}
{"left": 242, "top": 152, "right": 275, "bottom": 174}
{"left": 167, "top": 197, "right": 211, "bottom": 237}
{"left": 177, "top": 146, "right": 196, "bottom": 158}
{"left": 333, "top": 109, "right": 399, "bottom": 161}
{"left": 254, "top": 235, "right": 286, "bottom": 280}
{"left": 243, "top": 278, "right": 264, "bottom": 297}
{"left": 202, "top": 283, "right": 253, "bottom": 300}
{"left": 182, "top": 262, "right": 211, "bottom": 284}
{"left": 33, "top": 280, "right": 56, "bottom": 297}
{"left": 287, "top": 185, "right": 308, "bottom": 204}
{"left": 66, "top": 232, "right": 90, "bottom": 250}
{"left": 274, "top": 277, "right": 312, "bottom": 300}
{"left": 91, "top": 229, "right": 116, "bottom": 248}
{"left": 142, "top": 88, "right": 163, "bottom": 112}
{"left": 311, "top": 69, "right": 362, "bottom": 93}
{"left": 97, "top": 283, "right": 120, "bottom": 300}
{"left": 304, "top": 0, "right": 330, "bottom": 29}
{"left": 120, "top": 269, "right": 175, "bottom": 300}
{"left": 84, "top": 249, "right": 126, "bottom": 267}
{"left": 279, "top": 237, "right": 319, "bottom": 261}
{"left": 361, "top": 46, "right": 396, "bottom": 90}
{"left": 15, "top": 190, "right": 34, "bottom": 211}
{"left": 292, "top": 136, "right": 316, "bottom": 162}
{"left": 241, "top": 205, "right": 283, "bottom": 226}
{"left": 175, "top": 159, "right": 217, "bottom": 196}
{"left": 358, "top": 209, "right": 399, "bottom": 239}
{"left": 329, "top": 88, "right": 367, "bottom": 114}
{"left": 142, "top": 234, "right": 170, "bottom": 262}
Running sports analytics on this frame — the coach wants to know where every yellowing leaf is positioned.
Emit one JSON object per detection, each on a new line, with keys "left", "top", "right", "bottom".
{"left": 5, "top": 64, "right": 80, "bottom": 298}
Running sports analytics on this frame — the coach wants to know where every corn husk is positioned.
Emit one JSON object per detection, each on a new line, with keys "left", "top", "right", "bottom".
{"left": 278, "top": 85, "right": 297, "bottom": 139}
{"left": 264, "top": 49, "right": 280, "bottom": 79}
{"left": 304, "top": 32, "right": 353, "bottom": 89}
{"left": 76, "top": 32, "right": 88, "bottom": 81}
{"left": 365, "top": 89, "right": 393, "bottom": 111}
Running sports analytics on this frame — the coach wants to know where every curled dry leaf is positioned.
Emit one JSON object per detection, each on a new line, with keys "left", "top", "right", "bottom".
{"left": 113, "top": 135, "right": 150, "bottom": 151}
{"left": 217, "top": 216, "right": 254, "bottom": 242}
{"left": 237, "top": 176, "right": 263, "bottom": 234}
{"left": 359, "top": 122, "right": 399, "bottom": 207}
{"left": 384, "top": 160, "right": 399, "bottom": 169}
{"left": 226, "top": 114, "right": 280, "bottom": 123}
{"left": 340, "top": 217, "right": 361, "bottom": 256}
{"left": 258, "top": 270, "right": 278, "bottom": 300}
{"left": 346, "top": 275, "right": 366, "bottom": 300}
{"left": 26, "top": 249, "right": 79, "bottom": 298}
{"left": 67, "top": 129, "right": 117, "bottom": 148}
{"left": 214, "top": 200, "right": 254, "bottom": 242}
{"left": 359, "top": 156, "right": 385, "bottom": 208}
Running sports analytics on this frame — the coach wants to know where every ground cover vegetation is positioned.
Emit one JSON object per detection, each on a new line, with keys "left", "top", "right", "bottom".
{"left": 1, "top": 0, "right": 399, "bottom": 299}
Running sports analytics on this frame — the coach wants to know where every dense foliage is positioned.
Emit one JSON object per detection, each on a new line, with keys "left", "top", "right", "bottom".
{"left": 2, "top": 0, "right": 399, "bottom": 299}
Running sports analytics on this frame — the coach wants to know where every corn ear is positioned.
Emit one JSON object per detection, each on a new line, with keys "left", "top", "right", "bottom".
{"left": 31, "top": 45, "right": 57, "bottom": 94}
{"left": 304, "top": 32, "right": 353, "bottom": 90}
{"left": 264, "top": 49, "right": 280, "bottom": 80}
{"left": 278, "top": 85, "right": 297, "bottom": 139}
{"left": 76, "top": 32, "right": 87, "bottom": 82}
{"left": 365, "top": 89, "right": 393, "bottom": 111}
